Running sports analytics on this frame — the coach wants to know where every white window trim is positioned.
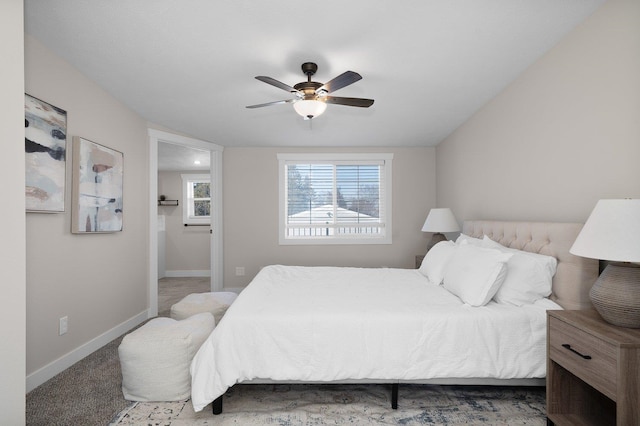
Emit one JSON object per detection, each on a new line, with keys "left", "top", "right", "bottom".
{"left": 181, "top": 173, "right": 211, "bottom": 225}
{"left": 278, "top": 153, "right": 393, "bottom": 245}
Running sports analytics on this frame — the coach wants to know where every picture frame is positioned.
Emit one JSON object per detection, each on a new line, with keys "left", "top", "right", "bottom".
{"left": 71, "top": 136, "right": 124, "bottom": 233}
{"left": 25, "top": 94, "right": 67, "bottom": 213}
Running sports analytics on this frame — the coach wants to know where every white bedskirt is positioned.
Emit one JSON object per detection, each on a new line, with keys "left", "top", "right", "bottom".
{"left": 191, "top": 265, "right": 560, "bottom": 411}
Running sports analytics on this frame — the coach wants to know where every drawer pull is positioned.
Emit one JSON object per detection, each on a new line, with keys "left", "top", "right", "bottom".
{"left": 562, "top": 344, "right": 592, "bottom": 360}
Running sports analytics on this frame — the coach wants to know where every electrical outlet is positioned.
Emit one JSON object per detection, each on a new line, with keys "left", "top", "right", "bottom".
{"left": 235, "top": 266, "right": 245, "bottom": 276}
{"left": 59, "top": 316, "right": 68, "bottom": 335}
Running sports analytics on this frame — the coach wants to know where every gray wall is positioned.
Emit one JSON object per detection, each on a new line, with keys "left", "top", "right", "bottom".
{"left": 223, "top": 147, "right": 436, "bottom": 289}
{"left": 436, "top": 0, "right": 640, "bottom": 224}
{"left": 25, "top": 36, "right": 149, "bottom": 375}
{"left": 158, "top": 171, "right": 210, "bottom": 274}
{"left": 1, "top": 0, "right": 26, "bottom": 422}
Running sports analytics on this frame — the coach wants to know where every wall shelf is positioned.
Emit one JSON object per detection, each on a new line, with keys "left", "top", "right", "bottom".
{"left": 158, "top": 200, "right": 179, "bottom": 206}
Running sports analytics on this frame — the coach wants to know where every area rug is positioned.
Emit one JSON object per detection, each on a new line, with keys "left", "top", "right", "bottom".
{"left": 109, "top": 383, "right": 547, "bottom": 425}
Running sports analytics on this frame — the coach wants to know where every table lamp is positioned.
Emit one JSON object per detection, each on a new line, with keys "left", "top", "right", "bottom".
{"left": 570, "top": 199, "right": 640, "bottom": 328}
{"left": 421, "top": 208, "right": 460, "bottom": 252}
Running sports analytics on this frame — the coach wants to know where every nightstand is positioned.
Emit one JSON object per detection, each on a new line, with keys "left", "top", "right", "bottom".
{"left": 546, "top": 310, "right": 640, "bottom": 426}
{"left": 415, "top": 254, "right": 425, "bottom": 269}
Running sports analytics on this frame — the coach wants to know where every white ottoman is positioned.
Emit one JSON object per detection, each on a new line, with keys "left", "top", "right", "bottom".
{"left": 170, "top": 291, "right": 238, "bottom": 324}
{"left": 118, "top": 312, "right": 215, "bottom": 401}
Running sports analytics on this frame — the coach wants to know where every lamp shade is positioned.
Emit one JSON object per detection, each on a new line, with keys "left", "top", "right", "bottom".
{"left": 570, "top": 199, "right": 640, "bottom": 262}
{"left": 421, "top": 208, "right": 460, "bottom": 233}
{"left": 293, "top": 99, "right": 327, "bottom": 119}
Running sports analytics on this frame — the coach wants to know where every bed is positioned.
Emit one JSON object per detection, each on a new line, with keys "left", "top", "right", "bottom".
{"left": 190, "top": 220, "right": 599, "bottom": 414}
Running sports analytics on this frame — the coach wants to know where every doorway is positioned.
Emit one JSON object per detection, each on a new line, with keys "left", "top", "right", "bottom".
{"left": 148, "top": 129, "right": 223, "bottom": 318}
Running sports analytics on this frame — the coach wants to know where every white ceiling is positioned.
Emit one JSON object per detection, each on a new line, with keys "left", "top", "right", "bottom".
{"left": 24, "top": 0, "right": 605, "bottom": 150}
{"left": 157, "top": 142, "right": 210, "bottom": 171}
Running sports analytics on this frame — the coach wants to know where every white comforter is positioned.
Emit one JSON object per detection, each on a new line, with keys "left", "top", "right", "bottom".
{"left": 191, "top": 265, "right": 560, "bottom": 411}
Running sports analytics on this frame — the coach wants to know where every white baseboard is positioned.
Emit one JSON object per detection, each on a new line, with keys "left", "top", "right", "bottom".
{"left": 165, "top": 270, "right": 211, "bottom": 278}
{"left": 26, "top": 310, "right": 149, "bottom": 393}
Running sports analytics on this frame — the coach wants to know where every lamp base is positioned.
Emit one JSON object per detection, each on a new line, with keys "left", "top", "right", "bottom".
{"left": 590, "top": 263, "right": 640, "bottom": 328}
{"left": 426, "top": 233, "right": 447, "bottom": 253}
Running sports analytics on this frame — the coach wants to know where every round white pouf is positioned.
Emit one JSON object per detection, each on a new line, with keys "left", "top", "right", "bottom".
{"left": 118, "top": 312, "right": 215, "bottom": 402}
{"left": 170, "top": 291, "right": 238, "bottom": 324}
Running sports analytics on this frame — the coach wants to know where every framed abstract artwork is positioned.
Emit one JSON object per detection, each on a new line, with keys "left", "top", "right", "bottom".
{"left": 25, "top": 94, "right": 67, "bottom": 212}
{"left": 71, "top": 136, "right": 124, "bottom": 233}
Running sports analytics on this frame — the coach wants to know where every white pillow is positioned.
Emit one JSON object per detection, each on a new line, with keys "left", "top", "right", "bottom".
{"left": 482, "top": 236, "right": 557, "bottom": 306}
{"left": 419, "top": 240, "right": 457, "bottom": 284}
{"left": 443, "top": 244, "right": 513, "bottom": 306}
{"left": 455, "top": 233, "right": 484, "bottom": 246}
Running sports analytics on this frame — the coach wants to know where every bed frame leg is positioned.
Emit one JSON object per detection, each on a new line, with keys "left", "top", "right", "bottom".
{"left": 212, "top": 395, "right": 223, "bottom": 415}
{"left": 391, "top": 383, "right": 398, "bottom": 409}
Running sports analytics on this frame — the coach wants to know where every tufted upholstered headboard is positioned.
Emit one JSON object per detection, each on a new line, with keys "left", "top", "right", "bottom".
{"left": 462, "top": 221, "right": 599, "bottom": 310}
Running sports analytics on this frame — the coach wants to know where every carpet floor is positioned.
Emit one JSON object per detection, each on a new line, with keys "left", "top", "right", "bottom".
{"left": 26, "top": 277, "right": 209, "bottom": 426}
{"left": 110, "top": 384, "right": 547, "bottom": 425}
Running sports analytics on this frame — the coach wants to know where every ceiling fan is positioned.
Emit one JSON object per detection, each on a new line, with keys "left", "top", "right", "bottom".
{"left": 246, "top": 62, "right": 374, "bottom": 120}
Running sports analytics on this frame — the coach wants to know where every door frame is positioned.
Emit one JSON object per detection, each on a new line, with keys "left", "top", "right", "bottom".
{"left": 148, "top": 129, "right": 224, "bottom": 317}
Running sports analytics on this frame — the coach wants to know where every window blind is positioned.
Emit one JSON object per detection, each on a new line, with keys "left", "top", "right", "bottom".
{"left": 283, "top": 160, "right": 387, "bottom": 239}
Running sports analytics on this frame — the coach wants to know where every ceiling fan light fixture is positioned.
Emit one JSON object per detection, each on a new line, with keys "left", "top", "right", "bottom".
{"left": 247, "top": 62, "right": 374, "bottom": 118}
{"left": 293, "top": 99, "right": 327, "bottom": 120}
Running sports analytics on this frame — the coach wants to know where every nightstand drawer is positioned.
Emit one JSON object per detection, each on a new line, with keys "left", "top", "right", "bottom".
{"left": 549, "top": 316, "right": 617, "bottom": 400}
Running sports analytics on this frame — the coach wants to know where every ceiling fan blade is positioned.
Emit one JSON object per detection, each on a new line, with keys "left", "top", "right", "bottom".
{"left": 255, "top": 76, "right": 298, "bottom": 93}
{"left": 246, "top": 99, "right": 295, "bottom": 109}
{"left": 318, "top": 71, "right": 362, "bottom": 93}
{"left": 323, "top": 96, "right": 374, "bottom": 108}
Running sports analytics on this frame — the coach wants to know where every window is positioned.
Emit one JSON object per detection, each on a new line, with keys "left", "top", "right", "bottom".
{"left": 181, "top": 174, "right": 211, "bottom": 225}
{"left": 278, "top": 153, "right": 393, "bottom": 245}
